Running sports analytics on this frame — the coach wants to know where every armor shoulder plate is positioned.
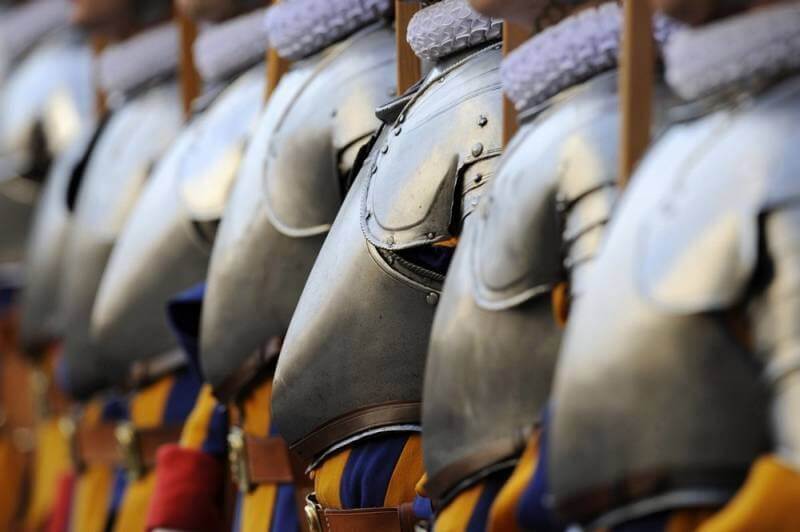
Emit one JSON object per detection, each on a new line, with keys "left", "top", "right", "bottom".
{"left": 273, "top": 44, "right": 504, "bottom": 463}
{"left": 60, "top": 83, "right": 182, "bottom": 397}
{"left": 263, "top": 24, "right": 396, "bottom": 237}
{"left": 637, "top": 75, "right": 800, "bottom": 315}
{"left": 471, "top": 72, "right": 619, "bottom": 311}
{"left": 90, "top": 68, "right": 264, "bottom": 368}
{"left": 200, "top": 25, "right": 396, "bottom": 391}
{"left": 422, "top": 72, "right": 620, "bottom": 501}
{"left": 362, "top": 44, "right": 503, "bottom": 250}
{"left": 547, "top": 77, "right": 800, "bottom": 518}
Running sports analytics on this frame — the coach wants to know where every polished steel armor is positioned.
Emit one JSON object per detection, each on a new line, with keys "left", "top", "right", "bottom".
{"left": 19, "top": 126, "right": 98, "bottom": 353}
{"left": 422, "top": 71, "right": 630, "bottom": 502}
{"left": 273, "top": 42, "right": 503, "bottom": 463}
{"left": 60, "top": 82, "right": 182, "bottom": 397}
{"left": 0, "top": 35, "right": 93, "bottom": 284}
{"left": 548, "top": 75, "right": 800, "bottom": 525}
{"left": 90, "top": 66, "right": 265, "bottom": 369}
{"left": 200, "top": 23, "right": 396, "bottom": 393}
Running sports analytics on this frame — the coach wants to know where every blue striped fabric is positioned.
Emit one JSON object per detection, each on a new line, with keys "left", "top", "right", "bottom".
{"left": 340, "top": 433, "right": 411, "bottom": 509}
{"left": 466, "top": 471, "right": 511, "bottom": 532}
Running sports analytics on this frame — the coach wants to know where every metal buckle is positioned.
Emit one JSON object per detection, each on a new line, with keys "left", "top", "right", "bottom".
{"left": 115, "top": 422, "right": 143, "bottom": 481}
{"left": 304, "top": 494, "right": 323, "bottom": 532}
{"left": 227, "top": 426, "right": 250, "bottom": 493}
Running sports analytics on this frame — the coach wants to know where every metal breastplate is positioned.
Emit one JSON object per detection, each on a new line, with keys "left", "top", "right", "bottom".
{"left": 422, "top": 72, "right": 626, "bottom": 502}
{"left": 89, "top": 66, "right": 265, "bottom": 370}
{"left": 199, "top": 24, "right": 396, "bottom": 392}
{"left": 548, "top": 77, "right": 800, "bottom": 523}
{"left": 272, "top": 43, "right": 504, "bottom": 463}
{"left": 60, "top": 83, "right": 182, "bottom": 398}
{"left": 19, "top": 125, "right": 98, "bottom": 354}
{"left": 0, "top": 37, "right": 93, "bottom": 275}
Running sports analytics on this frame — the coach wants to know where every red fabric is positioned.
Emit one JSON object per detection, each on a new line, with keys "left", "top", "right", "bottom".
{"left": 47, "top": 471, "right": 76, "bottom": 532}
{"left": 146, "top": 444, "right": 226, "bottom": 532}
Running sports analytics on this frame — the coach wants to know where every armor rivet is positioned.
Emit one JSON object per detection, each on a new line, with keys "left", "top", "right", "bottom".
{"left": 426, "top": 232, "right": 435, "bottom": 240}
{"left": 471, "top": 197, "right": 479, "bottom": 207}
{"left": 381, "top": 144, "right": 389, "bottom": 154}
{"left": 426, "top": 293, "right": 439, "bottom": 305}
{"left": 471, "top": 143, "right": 484, "bottom": 157}
{"left": 394, "top": 127, "right": 402, "bottom": 136}
{"left": 398, "top": 113, "right": 405, "bottom": 124}
{"left": 474, "top": 173, "right": 483, "bottom": 183}
{"left": 477, "top": 115, "right": 488, "bottom": 127}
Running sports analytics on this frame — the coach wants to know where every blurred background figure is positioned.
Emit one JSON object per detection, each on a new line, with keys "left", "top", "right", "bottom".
{"left": 0, "top": 0, "right": 94, "bottom": 529}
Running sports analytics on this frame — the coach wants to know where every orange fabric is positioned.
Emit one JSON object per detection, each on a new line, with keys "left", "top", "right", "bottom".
{"left": 314, "top": 446, "right": 351, "bottom": 509}
{"left": 666, "top": 509, "right": 715, "bottom": 532}
{"left": 71, "top": 401, "right": 115, "bottom": 532}
{"left": 179, "top": 384, "right": 218, "bottom": 451}
{"left": 24, "top": 418, "right": 72, "bottom": 530}
{"left": 435, "top": 482, "right": 485, "bottom": 532}
{"left": 698, "top": 455, "right": 800, "bottom": 532}
{"left": 113, "top": 376, "right": 175, "bottom": 532}
{"left": 0, "top": 434, "right": 26, "bottom": 529}
{"left": 240, "top": 379, "right": 278, "bottom": 532}
{"left": 384, "top": 434, "right": 425, "bottom": 508}
{"left": 488, "top": 432, "right": 540, "bottom": 532}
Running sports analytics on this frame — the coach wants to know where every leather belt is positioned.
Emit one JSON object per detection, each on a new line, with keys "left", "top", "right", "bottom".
{"left": 71, "top": 421, "right": 182, "bottom": 479}
{"left": 304, "top": 494, "right": 420, "bottom": 532}
{"left": 128, "top": 349, "right": 188, "bottom": 390}
{"left": 228, "top": 427, "right": 294, "bottom": 492}
{"left": 214, "top": 337, "right": 282, "bottom": 404}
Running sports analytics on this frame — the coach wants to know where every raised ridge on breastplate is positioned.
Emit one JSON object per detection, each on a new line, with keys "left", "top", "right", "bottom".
{"left": 362, "top": 43, "right": 503, "bottom": 250}
{"left": 59, "top": 83, "right": 182, "bottom": 397}
{"left": 261, "top": 23, "right": 395, "bottom": 238}
{"left": 200, "top": 24, "right": 396, "bottom": 392}
{"left": 471, "top": 72, "right": 619, "bottom": 311}
{"left": 89, "top": 68, "right": 264, "bottom": 369}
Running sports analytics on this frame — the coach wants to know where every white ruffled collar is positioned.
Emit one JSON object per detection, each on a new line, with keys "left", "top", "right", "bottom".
{"left": 97, "top": 23, "right": 179, "bottom": 100}
{"left": 664, "top": 3, "right": 800, "bottom": 101}
{"left": 0, "top": 0, "right": 69, "bottom": 61}
{"left": 264, "top": 0, "right": 392, "bottom": 61}
{"left": 407, "top": 0, "right": 502, "bottom": 62}
{"left": 194, "top": 7, "right": 270, "bottom": 83}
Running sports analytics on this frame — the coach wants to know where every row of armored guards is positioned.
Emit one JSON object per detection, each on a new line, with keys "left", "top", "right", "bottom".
{"left": 1, "top": 0, "right": 799, "bottom": 530}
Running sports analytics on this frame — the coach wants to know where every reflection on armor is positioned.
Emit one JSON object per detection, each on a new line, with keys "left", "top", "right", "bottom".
{"left": 60, "top": 82, "right": 182, "bottom": 397}
{"left": 0, "top": 35, "right": 93, "bottom": 282}
{"left": 200, "top": 23, "right": 396, "bottom": 393}
{"left": 549, "top": 56, "right": 800, "bottom": 531}
{"left": 273, "top": 42, "right": 503, "bottom": 463}
{"left": 89, "top": 65, "right": 265, "bottom": 371}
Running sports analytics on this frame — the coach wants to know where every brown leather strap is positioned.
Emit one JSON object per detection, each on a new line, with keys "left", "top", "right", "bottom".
{"left": 246, "top": 434, "right": 294, "bottom": 484}
{"left": 74, "top": 423, "right": 181, "bottom": 470}
{"left": 290, "top": 402, "right": 421, "bottom": 463}
{"left": 75, "top": 423, "right": 120, "bottom": 467}
{"left": 314, "top": 502, "right": 418, "bottom": 532}
{"left": 137, "top": 425, "right": 183, "bottom": 469}
{"left": 214, "top": 337, "right": 282, "bottom": 404}
{"left": 128, "top": 349, "right": 188, "bottom": 390}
